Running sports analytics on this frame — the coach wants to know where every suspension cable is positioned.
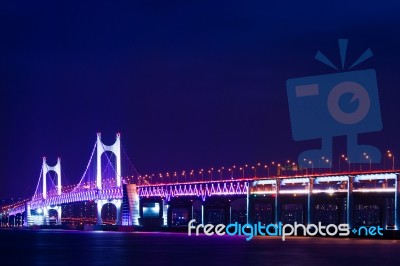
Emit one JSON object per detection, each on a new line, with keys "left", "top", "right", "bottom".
{"left": 73, "top": 142, "right": 97, "bottom": 192}
{"left": 121, "top": 143, "right": 140, "bottom": 176}
{"left": 32, "top": 168, "right": 43, "bottom": 200}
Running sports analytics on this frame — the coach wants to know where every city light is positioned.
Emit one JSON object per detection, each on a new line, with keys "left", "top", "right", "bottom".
{"left": 388, "top": 150, "right": 395, "bottom": 171}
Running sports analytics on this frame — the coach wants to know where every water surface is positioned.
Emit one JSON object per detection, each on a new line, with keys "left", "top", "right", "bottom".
{"left": 0, "top": 229, "right": 399, "bottom": 265}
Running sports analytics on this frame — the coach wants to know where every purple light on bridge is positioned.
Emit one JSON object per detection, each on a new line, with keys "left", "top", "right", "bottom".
{"left": 138, "top": 181, "right": 249, "bottom": 201}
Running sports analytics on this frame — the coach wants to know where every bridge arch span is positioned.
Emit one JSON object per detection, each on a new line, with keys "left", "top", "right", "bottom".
{"left": 96, "top": 199, "right": 121, "bottom": 225}
{"left": 100, "top": 203, "right": 117, "bottom": 225}
{"left": 48, "top": 207, "right": 62, "bottom": 225}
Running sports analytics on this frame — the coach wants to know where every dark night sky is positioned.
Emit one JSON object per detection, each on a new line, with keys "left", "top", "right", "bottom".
{"left": 1, "top": 1, "right": 400, "bottom": 198}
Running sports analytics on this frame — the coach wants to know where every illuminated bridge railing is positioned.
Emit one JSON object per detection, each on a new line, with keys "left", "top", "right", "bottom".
{"left": 8, "top": 205, "right": 26, "bottom": 216}
{"left": 251, "top": 173, "right": 399, "bottom": 195}
{"left": 138, "top": 181, "right": 249, "bottom": 201}
{"left": 30, "top": 187, "right": 123, "bottom": 209}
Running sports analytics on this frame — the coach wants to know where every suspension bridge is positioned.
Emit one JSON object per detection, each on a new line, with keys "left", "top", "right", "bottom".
{"left": 2, "top": 133, "right": 400, "bottom": 230}
{"left": 3, "top": 133, "right": 141, "bottom": 226}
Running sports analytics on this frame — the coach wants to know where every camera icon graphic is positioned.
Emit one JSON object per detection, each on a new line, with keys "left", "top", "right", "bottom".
{"left": 286, "top": 39, "right": 382, "bottom": 168}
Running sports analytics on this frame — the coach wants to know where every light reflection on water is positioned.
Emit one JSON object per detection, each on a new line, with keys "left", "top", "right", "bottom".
{"left": 0, "top": 229, "right": 399, "bottom": 266}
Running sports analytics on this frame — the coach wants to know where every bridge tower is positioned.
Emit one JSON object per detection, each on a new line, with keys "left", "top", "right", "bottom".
{"left": 96, "top": 132, "right": 121, "bottom": 189}
{"left": 41, "top": 157, "right": 62, "bottom": 225}
{"left": 96, "top": 133, "right": 122, "bottom": 225}
{"left": 42, "top": 157, "right": 62, "bottom": 199}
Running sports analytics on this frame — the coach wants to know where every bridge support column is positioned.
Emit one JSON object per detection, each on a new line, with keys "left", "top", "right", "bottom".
{"left": 395, "top": 174, "right": 400, "bottom": 230}
{"left": 55, "top": 206, "right": 62, "bottom": 225}
{"left": 115, "top": 199, "right": 122, "bottom": 226}
{"left": 307, "top": 178, "right": 314, "bottom": 224}
{"left": 42, "top": 207, "right": 49, "bottom": 225}
{"left": 125, "top": 184, "right": 140, "bottom": 226}
{"left": 43, "top": 207, "right": 49, "bottom": 225}
{"left": 246, "top": 182, "right": 250, "bottom": 224}
{"left": 201, "top": 204, "right": 204, "bottom": 224}
{"left": 275, "top": 179, "right": 281, "bottom": 224}
{"left": 96, "top": 200, "right": 104, "bottom": 225}
{"left": 25, "top": 204, "right": 31, "bottom": 227}
{"left": 162, "top": 200, "right": 169, "bottom": 227}
{"left": 347, "top": 175, "right": 354, "bottom": 228}
{"left": 383, "top": 198, "right": 388, "bottom": 229}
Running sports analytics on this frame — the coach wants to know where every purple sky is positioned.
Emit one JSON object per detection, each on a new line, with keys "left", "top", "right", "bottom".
{"left": 1, "top": 1, "right": 400, "bottom": 198}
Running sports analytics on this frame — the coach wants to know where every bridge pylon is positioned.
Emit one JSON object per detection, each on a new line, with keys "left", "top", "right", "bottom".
{"left": 96, "top": 132, "right": 121, "bottom": 189}
{"left": 42, "top": 157, "right": 62, "bottom": 199}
